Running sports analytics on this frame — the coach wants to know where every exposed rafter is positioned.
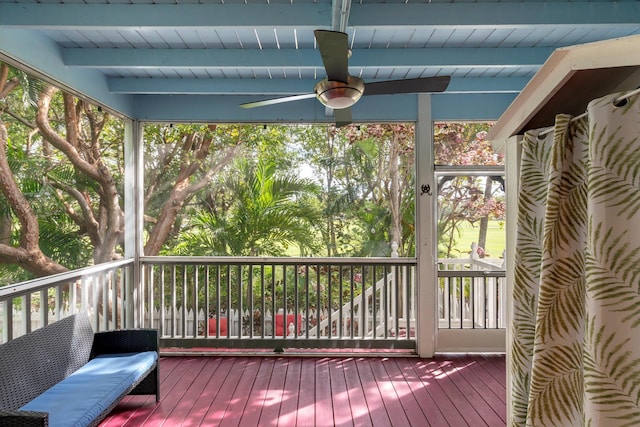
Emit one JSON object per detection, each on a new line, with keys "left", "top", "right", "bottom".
{"left": 62, "top": 47, "right": 553, "bottom": 69}
{"left": 107, "top": 76, "right": 528, "bottom": 95}
{"left": 332, "top": 0, "right": 352, "bottom": 33}
{"left": 1, "top": 3, "right": 637, "bottom": 29}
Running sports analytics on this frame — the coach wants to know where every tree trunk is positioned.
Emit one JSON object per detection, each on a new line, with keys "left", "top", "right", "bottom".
{"left": 144, "top": 131, "right": 238, "bottom": 256}
{"left": 0, "top": 120, "right": 68, "bottom": 276}
{"left": 36, "top": 88, "right": 124, "bottom": 264}
{"left": 477, "top": 176, "right": 493, "bottom": 254}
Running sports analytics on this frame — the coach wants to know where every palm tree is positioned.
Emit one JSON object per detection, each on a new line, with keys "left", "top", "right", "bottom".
{"left": 174, "top": 157, "right": 322, "bottom": 257}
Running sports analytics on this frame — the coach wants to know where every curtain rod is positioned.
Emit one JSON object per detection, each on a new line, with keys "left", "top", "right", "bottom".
{"left": 536, "top": 87, "right": 640, "bottom": 137}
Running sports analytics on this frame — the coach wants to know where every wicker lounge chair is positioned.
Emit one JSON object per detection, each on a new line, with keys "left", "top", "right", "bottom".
{"left": 0, "top": 312, "right": 159, "bottom": 427}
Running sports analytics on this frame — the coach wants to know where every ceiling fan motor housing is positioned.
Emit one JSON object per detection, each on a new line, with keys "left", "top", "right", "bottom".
{"left": 314, "top": 76, "right": 365, "bottom": 109}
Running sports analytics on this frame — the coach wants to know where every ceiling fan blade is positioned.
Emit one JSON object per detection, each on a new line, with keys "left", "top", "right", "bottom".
{"left": 314, "top": 30, "right": 349, "bottom": 83}
{"left": 334, "top": 108, "right": 352, "bottom": 127}
{"left": 240, "top": 93, "right": 317, "bottom": 109}
{"left": 363, "top": 76, "right": 451, "bottom": 96}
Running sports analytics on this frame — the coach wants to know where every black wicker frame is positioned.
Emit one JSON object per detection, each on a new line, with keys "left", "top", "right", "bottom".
{"left": 0, "top": 313, "right": 159, "bottom": 427}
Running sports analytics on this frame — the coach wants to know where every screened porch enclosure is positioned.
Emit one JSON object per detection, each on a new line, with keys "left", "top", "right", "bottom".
{"left": 0, "top": 63, "right": 507, "bottom": 357}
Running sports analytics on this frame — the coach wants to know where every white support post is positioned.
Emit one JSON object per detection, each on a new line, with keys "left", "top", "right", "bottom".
{"left": 123, "top": 119, "right": 144, "bottom": 328}
{"left": 416, "top": 94, "right": 437, "bottom": 357}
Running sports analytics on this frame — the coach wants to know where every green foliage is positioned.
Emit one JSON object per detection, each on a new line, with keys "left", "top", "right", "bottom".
{"left": 434, "top": 122, "right": 505, "bottom": 258}
{"left": 171, "top": 156, "right": 322, "bottom": 256}
{"left": 2, "top": 62, "right": 503, "bottom": 288}
{"left": 0, "top": 61, "right": 127, "bottom": 283}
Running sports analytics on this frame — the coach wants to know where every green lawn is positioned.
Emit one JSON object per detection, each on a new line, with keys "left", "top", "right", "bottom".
{"left": 447, "top": 220, "right": 506, "bottom": 259}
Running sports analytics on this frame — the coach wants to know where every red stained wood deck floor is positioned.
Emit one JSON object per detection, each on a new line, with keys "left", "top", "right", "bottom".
{"left": 100, "top": 354, "right": 506, "bottom": 427}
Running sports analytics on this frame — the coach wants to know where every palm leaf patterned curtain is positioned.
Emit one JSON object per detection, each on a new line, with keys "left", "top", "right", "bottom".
{"left": 511, "top": 91, "right": 640, "bottom": 426}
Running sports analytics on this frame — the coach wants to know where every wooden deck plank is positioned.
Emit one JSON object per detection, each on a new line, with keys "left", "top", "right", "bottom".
{"left": 160, "top": 357, "right": 220, "bottom": 426}
{"left": 278, "top": 358, "right": 303, "bottom": 427}
{"left": 381, "top": 358, "right": 430, "bottom": 426}
{"left": 295, "top": 356, "right": 316, "bottom": 427}
{"left": 443, "top": 356, "right": 505, "bottom": 425}
{"left": 478, "top": 354, "right": 507, "bottom": 387}
{"left": 448, "top": 355, "right": 507, "bottom": 422}
{"left": 142, "top": 357, "right": 211, "bottom": 425}
{"left": 395, "top": 358, "right": 449, "bottom": 427}
{"left": 434, "top": 358, "right": 495, "bottom": 426}
{"left": 411, "top": 358, "right": 472, "bottom": 426}
{"left": 314, "top": 358, "right": 335, "bottom": 427}
{"left": 99, "top": 354, "right": 507, "bottom": 427}
{"left": 328, "top": 358, "right": 354, "bottom": 427}
{"left": 354, "top": 358, "right": 393, "bottom": 427}
{"left": 342, "top": 358, "right": 373, "bottom": 427}
{"left": 180, "top": 357, "right": 235, "bottom": 426}
{"left": 258, "top": 356, "right": 288, "bottom": 426}
{"left": 220, "top": 357, "right": 263, "bottom": 427}
{"left": 200, "top": 357, "right": 246, "bottom": 425}
{"left": 455, "top": 355, "right": 506, "bottom": 404}
{"left": 238, "top": 357, "right": 276, "bottom": 426}
{"left": 368, "top": 358, "right": 412, "bottom": 427}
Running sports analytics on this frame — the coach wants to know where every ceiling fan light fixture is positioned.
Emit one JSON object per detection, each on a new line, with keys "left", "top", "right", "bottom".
{"left": 314, "top": 77, "right": 365, "bottom": 109}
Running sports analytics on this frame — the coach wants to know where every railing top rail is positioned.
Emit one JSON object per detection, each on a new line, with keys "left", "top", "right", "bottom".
{"left": 141, "top": 256, "right": 417, "bottom": 266}
{"left": 438, "top": 270, "right": 506, "bottom": 278}
{"left": 438, "top": 258, "right": 505, "bottom": 271}
{"left": 0, "top": 259, "right": 133, "bottom": 300}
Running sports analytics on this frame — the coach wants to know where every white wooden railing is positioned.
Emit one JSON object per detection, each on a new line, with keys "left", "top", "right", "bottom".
{"left": 1, "top": 254, "right": 505, "bottom": 350}
{"left": 0, "top": 260, "right": 134, "bottom": 343}
{"left": 140, "top": 256, "right": 417, "bottom": 350}
{"left": 438, "top": 248, "right": 506, "bottom": 329}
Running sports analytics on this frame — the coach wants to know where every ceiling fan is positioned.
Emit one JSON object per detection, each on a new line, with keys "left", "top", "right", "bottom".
{"left": 240, "top": 30, "right": 451, "bottom": 127}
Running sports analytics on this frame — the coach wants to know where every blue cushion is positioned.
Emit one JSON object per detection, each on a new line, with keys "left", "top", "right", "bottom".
{"left": 20, "top": 351, "right": 157, "bottom": 427}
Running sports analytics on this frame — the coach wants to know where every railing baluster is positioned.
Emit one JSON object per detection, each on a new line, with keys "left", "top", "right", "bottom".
{"left": 396, "top": 265, "right": 400, "bottom": 337}
{"left": 470, "top": 275, "right": 476, "bottom": 329}
{"left": 249, "top": 264, "right": 254, "bottom": 339}
{"left": 294, "top": 264, "right": 299, "bottom": 339}
{"left": 405, "top": 265, "right": 411, "bottom": 337}
{"left": 270, "top": 264, "right": 276, "bottom": 338}
{"left": 116, "top": 268, "right": 123, "bottom": 329}
{"left": 193, "top": 265, "right": 199, "bottom": 338}
{"left": 327, "top": 264, "right": 332, "bottom": 339}
{"left": 4, "top": 298, "right": 13, "bottom": 342}
{"left": 170, "top": 265, "right": 177, "bottom": 338}
{"left": 147, "top": 266, "right": 154, "bottom": 330}
{"left": 216, "top": 265, "right": 222, "bottom": 337}
{"left": 181, "top": 265, "right": 187, "bottom": 338}
{"left": 338, "top": 265, "right": 343, "bottom": 339}
{"left": 22, "top": 295, "right": 30, "bottom": 335}
{"left": 496, "top": 277, "right": 501, "bottom": 329}
{"left": 39, "top": 289, "right": 48, "bottom": 328}
{"left": 225, "top": 265, "right": 231, "bottom": 338}
{"left": 102, "top": 272, "right": 109, "bottom": 331}
{"left": 315, "top": 264, "right": 321, "bottom": 338}
{"left": 304, "top": 264, "right": 310, "bottom": 340}
{"left": 458, "top": 277, "right": 463, "bottom": 328}
{"left": 260, "top": 265, "right": 265, "bottom": 338}
{"left": 349, "top": 265, "right": 354, "bottom": 338}
{"left": 204, "top": 265, "right": 210, "bottom": 338}
{"left": 160, "top": 266, "right": 165, "bottom": 337}
{"left": 448, "top": 277, "right": 453, "bottom": 329}
{"left": 362, "top": 265, "right": 367, "bottom": 339}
